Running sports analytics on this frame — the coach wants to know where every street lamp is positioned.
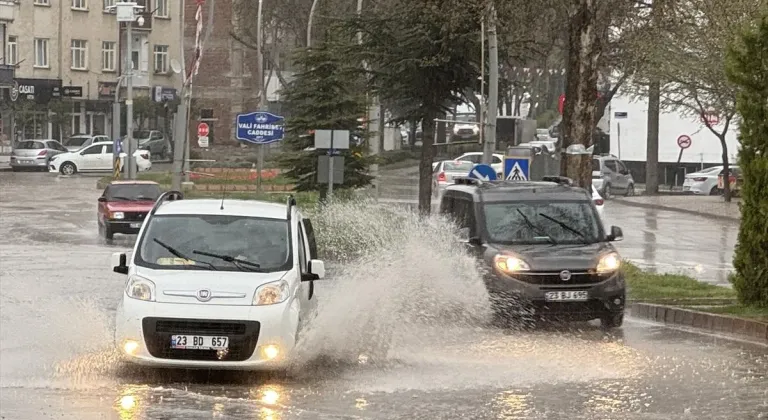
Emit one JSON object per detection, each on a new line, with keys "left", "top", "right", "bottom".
{"left": 109, "top": 1, "right": 145, "bottom": 180}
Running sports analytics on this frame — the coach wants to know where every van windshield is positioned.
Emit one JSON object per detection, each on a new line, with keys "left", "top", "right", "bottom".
{"left": 483, "top": 201, "right": 602, "bottom": 245}
{"left": 136, "top": 215, "right": 292, "bottom": 272}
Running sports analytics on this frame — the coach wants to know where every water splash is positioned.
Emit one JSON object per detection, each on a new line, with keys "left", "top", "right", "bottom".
{"left": 293, "top": 199, "right": 491, "bottom": 366}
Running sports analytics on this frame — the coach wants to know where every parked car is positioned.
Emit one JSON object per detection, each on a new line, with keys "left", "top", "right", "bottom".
{"left": 49, "top": 141, "right": 152, "bottom": 175}
{"left": 683, "top": 166, "right": 733, "bottom": 195}
{"left": 432, "top": 160, "right": 475, "bottom": 198}
{"left": 62, "top": 135, "right": 111, "bottom": 152}
{"left": 10, "top": 139, "right": 68, "bottom": 172}
{"left": 592, "top": 154, "right": 635, "bottom": 199}
{"left": 98, "top": 181, "right": 163, "bottom": 240}
{"left": 717, "top": 167, "right": 743, "bottom": 196}
{"left": 130, "top": 130, "right": 171, "bottom": 161}
{"left": 592, "top": 184, "right": 605, "bottom": 223}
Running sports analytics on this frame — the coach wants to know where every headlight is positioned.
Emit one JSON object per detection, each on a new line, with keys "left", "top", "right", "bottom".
{"left": 472, "top": 125, "right": 479, "bottom": 134}
{"left": 596, "top": 252, "right": 621, "bottom": 273}
{"left": 126, "top": 275, "right": 155, "bottom": 301}
{"left": 452, "top": 126, "right": 460, "bottom": 134}
{"left": 253, "top": 279, "right": 290, "bottom": 306}
{"left": 111, "top": 212, "right": 125, "bottom": 220}
{"left": 493, "top": 254, "right": 531, "bottom": 273}
{"left": 50, "top": 155, "right": 59, "bottom": 162}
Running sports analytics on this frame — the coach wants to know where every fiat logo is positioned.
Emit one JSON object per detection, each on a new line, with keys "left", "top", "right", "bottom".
{"left": 559, "top": 270, "right": 572, "bottom": 281}
{"left": 196, "top": 289, "right": 212, "bottom": 302}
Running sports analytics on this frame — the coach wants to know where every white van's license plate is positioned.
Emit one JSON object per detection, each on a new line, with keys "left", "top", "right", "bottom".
{"left": 545, "top": 291, "right": 589, "bottom": 302}
{"left": 170, "top": 335, "right": 229, "bottom": 350}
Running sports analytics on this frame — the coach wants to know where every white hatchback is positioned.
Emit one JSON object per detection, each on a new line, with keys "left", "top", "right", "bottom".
{"left": 49, "top": 141, "right": 151, "bottom": 175}
{"left": 111, "top": 193, "right": 326, "bottom": 369}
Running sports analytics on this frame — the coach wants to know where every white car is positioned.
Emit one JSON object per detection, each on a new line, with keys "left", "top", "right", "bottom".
{"left": 591, "top": 184, "right": 605, "bottom": 222}
{"left": 49, "top": 141, "right": 151, "bottom": 175}
{"left": 111, "top": 193, "right": 326, "bottom": 370}
{"left": 682, "top": 166, "right": 730, "bottom": 195}
{"left": 433, "top": 152, "right": 505, "bottom": 178}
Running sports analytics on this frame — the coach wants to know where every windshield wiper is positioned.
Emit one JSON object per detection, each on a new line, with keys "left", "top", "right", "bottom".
{"left": 537, "top": 213, "right": 588, "bottom": 242}
{"left": 109, "top": 196, "right": 132, "bottom": 200}
{"left": 192, "top": 250, "right": 263, "bottom": 272}
{"left": 516, "top": 209, "right": 556, "bottom": 245}
{"left": 153, "top": 239, "right": 216, "bottom": 270}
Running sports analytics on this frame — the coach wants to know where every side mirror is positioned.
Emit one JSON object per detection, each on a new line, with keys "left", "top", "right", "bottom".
{"left": 112, "top": 252, "right": 129, "bottom": 275}
{"left": 608, "top": 226, "right": 623, "bottom": 242}
{"left": 98, "top": 196, "right": 107, "bottom": 202}
{"left": 301, "top": 259, "right": 325, "bottom": 281}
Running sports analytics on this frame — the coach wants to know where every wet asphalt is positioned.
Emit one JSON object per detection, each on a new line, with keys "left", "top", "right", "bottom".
{"left": 0, "top": 172, "right": 766, "bottom": 420}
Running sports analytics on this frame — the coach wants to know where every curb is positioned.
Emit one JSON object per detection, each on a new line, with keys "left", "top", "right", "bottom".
{"left": 612, "top": 198, "right": 740, "bottom": 222}
{"left": 630, "top": 302, "right": 767, "bottom": 344}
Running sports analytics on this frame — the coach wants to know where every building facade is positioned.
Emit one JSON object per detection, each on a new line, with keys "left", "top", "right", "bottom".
{"left": 183, "top": 0, "right": 294, "bottom": 146}
{"left": 1, "top": 0, "right": 182, "bottom": 143}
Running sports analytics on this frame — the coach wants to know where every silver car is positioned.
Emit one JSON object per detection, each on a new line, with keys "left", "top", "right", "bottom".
{"left": 62, "top": 135, "right": 111, "bottom": 152}
{"left": 10, "top": 140, "right": 68, "bottom": 172}
{"left": 432, "top": 160, "right": 475, "bottom": 197}
{"left": 592, "top": 154, "right": 635, "bottom": 198}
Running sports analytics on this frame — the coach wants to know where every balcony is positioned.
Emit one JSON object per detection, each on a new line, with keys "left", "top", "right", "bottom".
{"left": 0, "top": 0, "right": 18, "bottom": 22}
{"left": 119, "top": 11, "right": 152, "bottom": 31}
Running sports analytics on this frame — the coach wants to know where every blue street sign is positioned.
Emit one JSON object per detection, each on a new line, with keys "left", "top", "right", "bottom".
{"left": 236, "top": 111, "right": 285, "bottom": 145}
{"left": 468, "top": 164, "right": 498, "bottom": 181}
{"left": 504, "top": 158, "right": 530, "bottom": 181}
{"left": 113, "top": 137, "right": 122, "bottom": 155}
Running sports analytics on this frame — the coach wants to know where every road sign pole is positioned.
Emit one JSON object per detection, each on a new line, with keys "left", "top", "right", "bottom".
{"left": 327, "top": 130, "right": 334, "bottom": 199}
{"left": 257, "top": 144, "right": 264, "bottom": 193}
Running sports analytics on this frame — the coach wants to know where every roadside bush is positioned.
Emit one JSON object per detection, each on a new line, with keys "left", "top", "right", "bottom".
{"left": 725, "top": 15, "right": 768, "bottom": 306}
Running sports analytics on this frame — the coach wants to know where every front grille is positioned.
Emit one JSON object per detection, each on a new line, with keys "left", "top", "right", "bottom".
{"left": 457, "top": 128, "right": 474, "bottom": 135}
{"left": 514, "top": 272, "right": 610, "bottom": 285}
{"left": 142, "top": 318, "right": 260, "bottom": 362}
{"left": 124, "top": 212, "right": 148, "bottom": 221}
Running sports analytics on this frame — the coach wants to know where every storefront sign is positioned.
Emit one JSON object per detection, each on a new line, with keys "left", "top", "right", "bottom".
{"left": 98, "top": 81, "right": 118, "bottom": 100}
{"left": 152, "top": 86, "right": 178, "bottom": 102}
{"left": 7, "top": 78, "right": 63, "bottom": 103}
{"left": 62, "top": 86, "right": 83, "bottom": 98}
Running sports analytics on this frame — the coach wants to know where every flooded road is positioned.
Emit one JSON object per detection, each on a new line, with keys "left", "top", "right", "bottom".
{"left": 0, "top": 172, "right": 766, "bottom": 419}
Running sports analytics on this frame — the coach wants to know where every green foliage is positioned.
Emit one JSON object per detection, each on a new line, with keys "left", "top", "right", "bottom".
{"left": 341, "top": 0, "right": 483, "bottom": 124}
{"left": 536, "top": 110, "right": 560, "bottom": 129}
{"left": 725, "top": 14, "right": 768, "bottom": 307}
{"left": 277, "top": 41, "right": 374, "bottom": 193}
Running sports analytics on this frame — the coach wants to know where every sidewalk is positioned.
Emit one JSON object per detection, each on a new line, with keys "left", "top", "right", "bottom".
{"left": 614, "top": 195, "right": 741, "bottom": 221}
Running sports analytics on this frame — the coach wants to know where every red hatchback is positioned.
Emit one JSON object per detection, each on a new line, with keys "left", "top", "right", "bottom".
{"left": 97, "top": 181, "right": 162, "bottom": 240}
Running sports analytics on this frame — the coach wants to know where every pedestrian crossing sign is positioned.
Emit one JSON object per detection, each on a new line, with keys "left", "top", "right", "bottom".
{"left": 504, "top": 158, "right": 530, "bottom": 181}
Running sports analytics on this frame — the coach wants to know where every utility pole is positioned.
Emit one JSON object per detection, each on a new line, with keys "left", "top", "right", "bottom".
{"left": 255, "top": 0, "right": 267, "bottom": 193}
{"left": 482, "top": 4, "right": 498, "bottom": 165}
{"left": 479, "top": 15, "right": 485, "bottom": 146}
{"left": 125, "top": 11, "right": 136, "bottom": 179}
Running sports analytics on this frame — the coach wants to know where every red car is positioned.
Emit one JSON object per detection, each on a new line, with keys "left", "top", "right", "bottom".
{"left": 97, "top": 180, "right": 162, "bottom": 240}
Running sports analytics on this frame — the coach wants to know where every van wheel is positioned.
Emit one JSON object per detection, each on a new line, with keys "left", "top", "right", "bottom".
{"left": 600, "top": 312, "right": 624, "bottom": 329}
{"left": 602, "top": 184, "right": 612, "bottom": 199}
{"left": 60, "top": 162, "right": 77, "bottom": 175}
{"left": 625, "top": 184, "right": 635, "bottom": 196}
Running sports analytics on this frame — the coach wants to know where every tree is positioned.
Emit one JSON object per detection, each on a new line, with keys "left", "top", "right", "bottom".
{"left": 343, "top": 0, "right": 483, "bottom": 214}
{"left": 726, "top": 13, "right": 768, "bottom": 307}
{"left": 560, "top": 0, "right": 613, "bottom": 187}
{"left": 277, "top": 40, "right": 374, "bottom": 198}
{"left": 48, "top": 99, "right": 74, "bottom": 141}
{"left": 627, "top": 0, "right": 763, "bottom": 202}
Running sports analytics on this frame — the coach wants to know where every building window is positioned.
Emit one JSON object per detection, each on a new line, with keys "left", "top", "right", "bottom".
{"left": 71, "top": 40, "right": 88, "bottom": 70}
{"left": 34, "top": 0, "right": 50, "bottom": 5}
{"left": 103, "top": 0, "right": 115, "bottom": 10}
{"left": 34, "top": 38, "right": 49, "bottom": 68}
{"left": 102, "top": 41, "right": 116, "bottom": 71}
{"left": 72, "top": 0, "right": 87, "bottom": 10}
{"left": 7, "top": 36, "right": 18, "bottom": 66}
{"left": 155, "top": 0, "right": 168, "bottom": 17}
{"left": 153, "top": 45, "right": 168, "bottom": 73}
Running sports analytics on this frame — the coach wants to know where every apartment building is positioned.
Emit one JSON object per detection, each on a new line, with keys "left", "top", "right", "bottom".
{"left": 1, "top": 0, "right": 182, "bottom": 142}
